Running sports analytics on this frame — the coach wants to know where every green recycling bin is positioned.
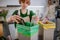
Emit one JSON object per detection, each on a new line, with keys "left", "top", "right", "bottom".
{"left": 16, "top": 22, "right": 39, "bottom": 40}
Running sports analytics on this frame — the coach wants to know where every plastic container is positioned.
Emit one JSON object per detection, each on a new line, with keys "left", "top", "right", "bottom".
{"left": 38, "top": 21, "right": 55, "bottom": 40}
{"left": 16, "top": 23, "right": 39, "bottom": 37}
{"left": 38, "top": 21, "right": 55, "bottom": 29}
{"left": 16, "top": 22, "right": 39, "bottom": 40}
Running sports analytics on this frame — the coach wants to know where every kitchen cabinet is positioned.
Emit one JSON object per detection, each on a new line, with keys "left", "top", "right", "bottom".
{"left": 0, "top": 0, "right": 48, "bottom": 7}
{"left": 0, "top": 0, "right": 19, "bottom": 7}
{"left": 30, "top": 0, "right": 48, "bottom": 6}
{"left": 0, "top": 21, "right": 10, "bottom": 39}
{"left": 0, "top": 23, "right": 3, "bottom": 37}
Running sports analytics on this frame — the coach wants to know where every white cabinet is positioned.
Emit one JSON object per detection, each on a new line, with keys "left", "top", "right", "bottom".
{"left": 0, "top": 0, "right": 19, "bottom": 7}
{"left": 30, "top": 0, "right": 48, "bottom": 6}
{"left": 0, "top": 0, "right": 48, "bottom": 7}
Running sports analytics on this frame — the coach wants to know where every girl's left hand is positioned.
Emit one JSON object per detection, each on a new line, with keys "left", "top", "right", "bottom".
{"left": 32, "top": 16, "right": 39, "bottom": 23}
{"left": 35, "top": 16, "right": 39, "bottom": 22}
{"left": 35, "top": 16, "right": 39, "bottom": 21}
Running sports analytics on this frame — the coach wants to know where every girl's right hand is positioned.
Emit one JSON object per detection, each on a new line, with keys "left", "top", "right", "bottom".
{"left": 7, "top": 15, "right": 21, "bottom": 23}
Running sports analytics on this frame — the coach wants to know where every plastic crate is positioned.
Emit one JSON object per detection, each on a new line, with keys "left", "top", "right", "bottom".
{"left": 16, "top": 23, "right": 39, "bottom": 37}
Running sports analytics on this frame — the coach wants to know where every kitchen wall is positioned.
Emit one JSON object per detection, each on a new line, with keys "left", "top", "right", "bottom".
{"left": 30, "top": 0, "right": 48, "bottom": 6}
{"left": 0, "top": 0, "right": 19, "bottom": 7}
{"left": 0, "top": 0, "right": 48, "bottom": 6}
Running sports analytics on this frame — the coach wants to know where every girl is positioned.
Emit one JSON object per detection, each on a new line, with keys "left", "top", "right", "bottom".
{"left": 42, "top": 0, "right": 57, "bottom": 23}
{"left": 7, "top": 0, "right": 39, "bottom": 39}
{"left": 7, "top": 0, "right": 39, "bottom": 24}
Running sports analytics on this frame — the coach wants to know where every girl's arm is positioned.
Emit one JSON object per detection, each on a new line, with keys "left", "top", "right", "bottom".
{"left": 7, "top": 15, "right": 21, "bottom": 24}
{"left": 7, "top": 10, "right": 21, "bottom": 23}
{"left": 30, "top": 10, "right": 39, "bottom": 23}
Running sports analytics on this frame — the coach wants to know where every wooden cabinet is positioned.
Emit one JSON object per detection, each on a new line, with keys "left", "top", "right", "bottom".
{"left": 0, "top": 23, "right": 3, "bottom": 37}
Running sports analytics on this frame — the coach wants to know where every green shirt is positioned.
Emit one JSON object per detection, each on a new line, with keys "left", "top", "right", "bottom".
{"left": 20, "top": 9, "right": 28, "bottom": 17}
{"left": 13, "top": 9, "right": 35, "bottom": 21}
{"left": 12, "top": 9, "right": 35, "bottom": 27}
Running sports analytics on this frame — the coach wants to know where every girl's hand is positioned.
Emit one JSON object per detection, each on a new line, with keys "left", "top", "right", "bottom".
{"left": 42, "top": 17, "right": 49, "bottom": 24}
{"left": 7, "top": 15, "right": 21, "bottom": 23}
{"left": 32, "top": 16, "right": 39, "bottom": 23}
{"left": 35, "top": 16, "right": 39, "bottom": 23}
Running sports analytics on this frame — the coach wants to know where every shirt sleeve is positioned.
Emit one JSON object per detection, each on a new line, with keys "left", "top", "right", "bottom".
{"left": 29, "top": 10, "right": 35, "bottom": 22}
{"left": 12, "top": 10, "right": 18, "bottom": 15}
{"left": 30, "top": 10, "right": 35, "bottom": 17}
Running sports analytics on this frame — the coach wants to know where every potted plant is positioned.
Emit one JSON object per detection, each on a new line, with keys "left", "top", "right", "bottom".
{"left": 0, "top": 9, "right": 8, "bottom": 21}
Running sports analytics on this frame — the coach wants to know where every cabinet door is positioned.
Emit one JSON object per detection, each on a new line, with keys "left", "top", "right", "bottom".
{"left": 0, "top": 23, "right": 3, "bottom": 37}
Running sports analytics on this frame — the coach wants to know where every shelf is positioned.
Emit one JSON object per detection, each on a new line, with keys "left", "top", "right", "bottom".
{"left": 0, "top": 5, "right": 21, "bottom": 8}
